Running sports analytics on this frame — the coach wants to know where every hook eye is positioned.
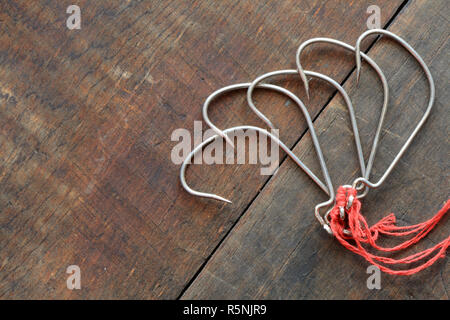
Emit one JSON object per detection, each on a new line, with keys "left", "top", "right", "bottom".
{"left": 346, "top": 195, "right": 354, "bottom": 210}
{"left": 339, "top": 207, "right": 345, "bottom": 220}
{"left": 343, "top": 229, "right": 352, "bottom": 236}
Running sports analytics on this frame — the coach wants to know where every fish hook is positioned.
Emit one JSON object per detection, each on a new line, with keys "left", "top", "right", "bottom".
{"left": 296, "top": 38, "right": 389, "bottom": 198}
{"left": 245, "top": 69, "right": 372, "bottom": 227}
{"left": 351, "top": 29, "right": 435, "bottom": 194}
{"left": 246, "top": 69, "right": 366, "bottom": 181}
{"left": 201, "top": 82, "right": 332, "bottom": 194}
{"left": 180, "top": 124, "right": 330, "bottom": 202}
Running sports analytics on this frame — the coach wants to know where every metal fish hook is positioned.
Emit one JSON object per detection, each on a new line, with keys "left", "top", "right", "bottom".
{"left": 201, "top": 81, "right": 335, "bottom": 229}
{"left": 296, "top": 38, "right": 389, "bottom": 198}
{"left": 246, "top": 69, "right": 366, "bottom": 181}
{"left": 245, "top": 69, "right": 372, "bottom": 229}
{"left": 351, "top": 29, "right": 435, "bottom": 194}
{"left": 180, "top": 124, "right": 330, "bottom": 203}
{"left": 201, "top": 82, "right": 332, "bottom": 194}
{"left": 243, "top": 72, "right": 346, "bottom": 230}
{"left": 192, "top": 83, "right": 335, "bottom": 230}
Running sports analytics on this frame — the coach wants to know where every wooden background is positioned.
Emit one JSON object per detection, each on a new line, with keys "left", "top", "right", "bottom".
{"left": 0, "top": 0, "right": 448, "bottom": 299}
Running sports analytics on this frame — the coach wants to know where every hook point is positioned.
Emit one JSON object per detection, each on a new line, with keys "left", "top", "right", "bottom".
{"left": 267, "top": 120, "right": 276, "bottom": 131}
{"left": 219, "top": 196, "right": 232, "bottom": 204}
{"left": 225, "top": 136, "right": 235, "bottom": 149}
{"left": 303, "top": 79, "right": 310, "bottom": 101}
{"left": 356, "top": 69, "right": 361, "bottom": 87}
{"left": 219, "top": 131, "right": 234, "bottom": 149}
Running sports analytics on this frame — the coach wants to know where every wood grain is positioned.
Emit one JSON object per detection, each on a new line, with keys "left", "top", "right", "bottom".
{"left": 0, "top": 0, "right": 404, "bottom": 298}
{"left": 182, "top": 0, "right": 449, "bottom": 299}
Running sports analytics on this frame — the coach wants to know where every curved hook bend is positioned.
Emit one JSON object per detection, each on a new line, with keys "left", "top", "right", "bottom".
{"left": 247, "top": 69, "right": 366, "bottom": 180}
{"left": 296, "top": 38, "right": 390, "bottom": 198}
{"left": 246, "top": 71, "right": 340, "bottom": 227}
{"left": 352, "top": 29, "right": 435, "bottom": 193}
{"left": 202, "top": 83, "right": 332, "bottom": 194}
{"left": 180, "top": 125, "right": 330, "bottom": 204}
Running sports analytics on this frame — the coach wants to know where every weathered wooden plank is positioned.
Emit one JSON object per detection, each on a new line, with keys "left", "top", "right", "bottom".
{"left": 183, "top": 0, "right": 449, "bottom": 299}
{"left": 0, "top": 1, "right": 403, "bottom": 298}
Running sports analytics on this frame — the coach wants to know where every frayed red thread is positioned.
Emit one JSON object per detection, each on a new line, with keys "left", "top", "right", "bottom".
{"left": 329, "top": 186, "right": 449, "bottom": 275}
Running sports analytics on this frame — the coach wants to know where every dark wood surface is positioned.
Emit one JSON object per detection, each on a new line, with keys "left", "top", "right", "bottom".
{"left": 0, "top": 0, "right": 446, "bottom": 299}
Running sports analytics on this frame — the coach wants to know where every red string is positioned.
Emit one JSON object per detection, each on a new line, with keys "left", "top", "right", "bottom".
{"left": 329, "top": 186, "right": 449, "bottom": 275}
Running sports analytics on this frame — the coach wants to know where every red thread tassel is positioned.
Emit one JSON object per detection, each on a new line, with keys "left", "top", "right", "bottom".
{"left": 329, "top": 186, "right": 449, "bottom": 275}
